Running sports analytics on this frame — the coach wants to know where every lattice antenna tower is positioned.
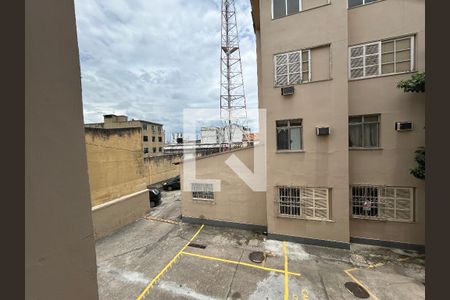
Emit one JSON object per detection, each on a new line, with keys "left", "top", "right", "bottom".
{"left": 220, "top": 0, "right": 248, "bottom": 148}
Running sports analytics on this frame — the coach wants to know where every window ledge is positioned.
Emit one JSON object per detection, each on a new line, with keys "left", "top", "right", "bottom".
{"left": 192, "top": 199, "right": 216, "bottom": 205}
{"left": 349, "top": 70, "right": 417, "bottom": 82}
{"left": 276, "top": 150, "right": 305, "bottom": 154}
{"left": 351, "top": 216, "right": 414, "bottom": 224}
{"left": 274, "top": 78, "right": 333, "bottom": 89}
{"left": 349, "top": 147, "right": 383, "bottom": 151}
{"left": 272, "top": 3, "right": 332, "bottom": 21}
{"left": 277, "top": 215, "right": 335, "bottom": 223}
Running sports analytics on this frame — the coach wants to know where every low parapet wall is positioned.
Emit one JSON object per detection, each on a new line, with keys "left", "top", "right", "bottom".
{"left": 91, "top": 189, "right": 150, "bottom": 240}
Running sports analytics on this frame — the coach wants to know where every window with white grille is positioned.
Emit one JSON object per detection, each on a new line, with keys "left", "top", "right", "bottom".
{"left": 351, "top": 185, "right": 414, "bottom": 222}
{"left": 274, "top": 49, "right": 310, "bottom": 87}
{"left": 348, "top": 0, "right": 378, "bottom": 9}
{"left": 276, "top": 186, "right": 330, "bottom": 220}
{"left": 192, "top": 183, "right": 214, "bottom": 201}
{"left": 349, "top": 36, "right": 414, "bottom": 79}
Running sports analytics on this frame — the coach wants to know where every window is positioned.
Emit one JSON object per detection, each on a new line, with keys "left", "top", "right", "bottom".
{"left": 351, "top": 185, "right": 414, "bottom": 222}
{"left": 152, "top": 125, "right": 156, "bottom": 133}
{"left": 142, "top": 124, "right": 147, "bottom": 130}
{"left": 158, "top": 137, "right": 162, "bottom": 142}
{"left": 348, "top": 0, "right": 378, "bottom": 8}
{"left": 158, "top": 127, "right": 162, "bottom": 133}
{"left": 349, "top": 115, "right": 380, "bottom": 148}
{"left": 276, "top": 119, "right": 302, "bottom": 151}
{"left": 152, "top": 136, "right": 155, "bottom": 142}
{"left": 274, "top": 49, "right": 310, "bottom": 87}
{"left": 192, "top": 183, "right": 214, "bottom": 201}
{"left": 349, "top": 36, "right": 414, "bottom": 79}
{"left": 152, "top": 147, "right": 156, "bottom": 153}
{"left": 159, "top": 147, "right": 162, "bottom": 152}
{"left": 273, "top": 0, "right": 301, "bottom": 19}
{"left": 144, "top": 148, "right": 149, "bottom": 154}
{"left": 276, "top": 186, "right": 330, "bottom": 220}
{"left": 143, "top": 136, "right": 148, "bottom": 142}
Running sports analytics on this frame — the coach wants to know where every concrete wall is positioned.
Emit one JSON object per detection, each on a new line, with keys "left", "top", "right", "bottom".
{"left": 348, "top": 0, "right": 425, "bottom": 246}
{"left": 257, "top": 0, "right": 350, "bottom": 244}
{"left": 91, "top": 190, "right": 150, "bottom": 240}
{"left": 145, "top": 154, "right": 181, "bottom": 184}
{"left": 25, "top": 0, "right": 99, "bottom": 298}
{"left": 181, "top": 147, "right": 267, "bottom": 227}
{"left": 85, "top": 127, "right": 148, "bottom": 207}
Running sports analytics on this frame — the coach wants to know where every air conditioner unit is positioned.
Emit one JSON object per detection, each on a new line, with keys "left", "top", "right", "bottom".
{"left": 281, "top": 86, "right": 295, "bottom": 96}
{"left": 316, "top": 126, "right": 330, "bottom": 136}
{"left": 395, "top": 121, "right": 413, "bottom": 131}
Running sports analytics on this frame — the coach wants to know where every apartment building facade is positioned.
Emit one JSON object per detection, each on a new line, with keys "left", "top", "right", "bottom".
{"left": 85, "top": 114, "right": 165, "bottom": 157}
{"left": 182, "top": 0, "right": 424, "bottom": 250}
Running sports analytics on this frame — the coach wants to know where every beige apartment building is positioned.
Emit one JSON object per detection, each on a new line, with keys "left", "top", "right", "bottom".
{"left": 85, "top": 114, "right": 165, "bottom": 157}
{"left": 182, "top": 0, "right": 425, "bottom": 251}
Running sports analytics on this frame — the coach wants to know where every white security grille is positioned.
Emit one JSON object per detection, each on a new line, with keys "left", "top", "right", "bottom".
{"left": 274, "top": 49, "right": 310, "bottom": 87}
{"left": 192, "top": 183, "right": 214, "bottom": 201}
{"left": 276, "top": 186, "right": 330, "bottom": 220}
{"left": 351, "top": 185, "right": 414, "bottom": 222}
{"left": 349, "top": 36, "right": 414, "bottom": 79}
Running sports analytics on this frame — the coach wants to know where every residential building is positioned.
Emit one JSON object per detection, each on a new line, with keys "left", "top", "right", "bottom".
{"left": 200, "top": 124, "right": 247, "bottom": 144}
{"left": 182, "top": 0, "right": 425, "bottom": 251}
{"left": 85, "top": 114, "right": 165, "bottom": 157}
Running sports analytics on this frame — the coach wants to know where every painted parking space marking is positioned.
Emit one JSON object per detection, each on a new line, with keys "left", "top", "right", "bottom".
{"left": 181, "top": 251, "right": 301, "bottom": 277}
{"left": 283, "top": 241, "right": 289, "bottom": 300}
{"left": 135, "top": 224, "right": 204, "bottom": 300}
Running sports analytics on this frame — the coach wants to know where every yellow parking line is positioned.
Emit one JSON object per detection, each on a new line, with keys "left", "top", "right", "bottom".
{"left": 181, "top": 251, "right": 301, "bottom": 277}
{"left": 135, "top": 224, "right": 205, "bottom": 300}
{"left": 283, "top": 242, "right": 289, "bottom": 300}
{"left": 344, "top": 268, "right": 380, "bottom": 300}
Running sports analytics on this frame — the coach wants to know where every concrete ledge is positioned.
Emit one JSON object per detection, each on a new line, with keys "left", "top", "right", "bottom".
{"left": 92, "top": 189, "right": 150, "bottom": 240}
{"left": 182, "top": 216, "right": 267, "bottom": 233}
{"left": 350, "top": 237, "right": 425, "bottom": 253}
{"left": 268, "top": 233, "right": 351, "bottom": 250}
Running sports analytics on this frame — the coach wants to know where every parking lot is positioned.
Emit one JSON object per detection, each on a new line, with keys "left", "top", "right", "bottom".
{"left": 95, "top": 190, "right": 425, "bottom": 300}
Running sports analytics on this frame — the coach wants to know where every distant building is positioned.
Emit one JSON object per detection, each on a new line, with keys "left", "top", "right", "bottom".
{"left": 85, "top": 114, "right": 165, "bottom": 157}
{"left": 200, "top": 124, "right": 248, "bottom": 144}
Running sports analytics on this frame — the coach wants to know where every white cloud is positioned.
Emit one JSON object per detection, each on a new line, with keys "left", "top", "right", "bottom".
{"left": 74, "top": 0, "right": 258, "bottom": 138}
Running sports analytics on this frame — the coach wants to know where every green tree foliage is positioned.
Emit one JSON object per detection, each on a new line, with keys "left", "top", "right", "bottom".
{"left": 397, "top": 72, "right": 425, "bottom": 93}
{"left": 410, "top": 147, "right": 425, "bottom": 180}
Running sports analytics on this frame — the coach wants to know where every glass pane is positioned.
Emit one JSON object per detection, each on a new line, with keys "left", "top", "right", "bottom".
{"left": 351, "top": 68, "right": 363, "bottom": 79}
{"left": 302, "top": 50, "right": 309, "bottom": 61}
{"left": 350, "top": 46, "right": 363, "bottom": 57}
{"left": 396, "top": 50, "right": 410, "bottom": 62}
{"left": 276, "top": 75, "right": 288, "bottom": 86}
{"left": 288, "top": 63, "right": 300, "bottom": 73}
{"left": 396, "top": 61, "right": 411, "bottom": 72}
{"left": 363, "top": 123, "right": 379, "bottom": 147}
{"left": 365, "top": 44, "right": 379, "bottom": 55}
{"left": 365, "top": 65, "right": 379, "bottom": 76}
{"left": 349, "top": 124, "right": 362, "bottom": 147}
{"left": 302, "top": 71, "right": 309, "bottom": 82}
{"left": 277, "top": 65, "right": 288, "bottom": 75}
{"left": 382, "top": 53, "right": 394, "bottom": 63}
{"left": 382, "top": 41, "right": 394, "bottom": 53}
{"left": 363, "top": 115, "right": 379, "bottom": 122}
{"left": 382, "top": 63, "right": 394, "bottom": 74}
{"left": 276, "top": 53, "right": 288, "bottom": 65}
{"left": 396, "top": 38, "right": 411, "bottom": 51}
{"left": 302, "top": 62, "right": 309, "bottom": 71}
{"left": 273, "top": 0, "right": 286, "bottom": 18}
{"left": 287, "top": 0, "right": 300, "bottom": 15}
{"left": 277, "top": 128, "right": 289, "bottom": 150}
{"left": 289, "top": 73, "right": 301, "bottom": 84}
{"left": 349, "top": 116, "right": 362, "bottom": 123}
{"left": 276, "top": 120, "right": 288, "bottom": 127}
{"left": 365, "top": 54, "right": 378, "bottom": 66}
{"left": 288, "top": 52, "right": 300, "bottom": 63}
{"left": 290, "top": 127, "right": 302, "bottom": 150}
{"left": 351, "top": 57, "right": 364, "bottom": 68}
{"left": 290, "top": 119, "right": 302, "bottom": 126}
{"left": 348, "top": 0, "right": 364, "bottom": 8}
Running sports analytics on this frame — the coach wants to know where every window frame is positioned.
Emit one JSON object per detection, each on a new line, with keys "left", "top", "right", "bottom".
{"left": 143, "top": 135, "right": 148, "bottom": 142}
{"left": 272, "top": 0, "right": 302, "bottom": 19}
{"left": 276, "top": 119, "right": 303, "bottom": 151}
{"left": 348, "top": 35, "right": 415, "bottom": 80}
{"left": 276, "top": 186, "right": 330, "bottom": 221}
{"left": 349, "top": 114, "right": 380, "bottom": 149}
{"left": 274, "top": 49, "right": 311, "bottom": 88}
{"left": 192, "top": 183, "right": 215, "bottom": 201}
{"left": 351, "top": 185, "right": 414, "bottom": 222}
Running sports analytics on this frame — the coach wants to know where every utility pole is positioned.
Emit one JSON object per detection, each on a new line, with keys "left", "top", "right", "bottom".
{"left": 220, "top": 0, "right": 247, "bottom": 151}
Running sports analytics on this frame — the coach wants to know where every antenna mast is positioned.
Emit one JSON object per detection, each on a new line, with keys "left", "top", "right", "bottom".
{"left": 220, "top": 0, "right": 247, "bottom": 150}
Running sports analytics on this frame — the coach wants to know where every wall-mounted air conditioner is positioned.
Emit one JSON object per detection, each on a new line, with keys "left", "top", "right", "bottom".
{"left": 281, "top": 86, "right": 294, "bottom": 96}
{"left": 395, "top": 121, "right": 413, "bottom": 131}
{"left": 316, "top": 126, "right": 330, "bottom": 136}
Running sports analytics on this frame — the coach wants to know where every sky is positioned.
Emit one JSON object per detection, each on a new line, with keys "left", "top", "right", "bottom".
{"left": 74, "top": 0, "right": 257, "bottom": 140}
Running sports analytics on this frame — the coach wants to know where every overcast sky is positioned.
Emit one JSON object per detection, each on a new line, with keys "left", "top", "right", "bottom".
{"left": 74, "top": 0, "right": 257, "bottom": 139}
